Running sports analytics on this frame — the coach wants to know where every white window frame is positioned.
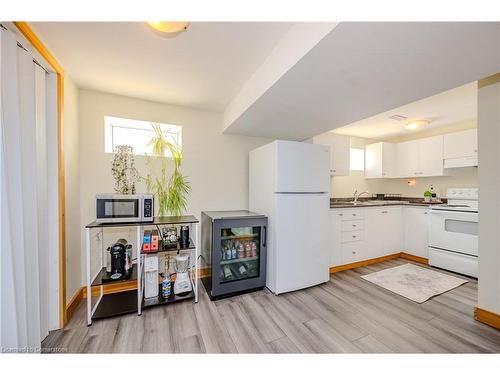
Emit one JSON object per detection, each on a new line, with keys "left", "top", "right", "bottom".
{"left": 104, "top": 116, "right": 182, "bottom": 156}
{"left": 350, "top": 148, "right": 365, "bottom": 171}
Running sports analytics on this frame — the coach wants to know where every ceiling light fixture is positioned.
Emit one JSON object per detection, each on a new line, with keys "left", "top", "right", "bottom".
{"left": 404, "top": 120, "right": 430, "bottom": 131}
{"left": 146, "top": 21, "right": 190, "bottom": 35}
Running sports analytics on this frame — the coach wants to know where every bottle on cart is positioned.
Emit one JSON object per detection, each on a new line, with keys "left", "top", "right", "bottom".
{"left": 161, "top": 272, "right": 172, "bottom": 299}
{"left": 180, "top": 225, "right": 190, "bottom": 248}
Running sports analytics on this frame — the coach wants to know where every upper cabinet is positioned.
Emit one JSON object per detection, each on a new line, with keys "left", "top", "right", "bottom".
{"left": 443, "top": 128, "right": 478, "bottom": 168}
{"left": 312, "top": 133, "right": 350, "bottom": 176}
{"left": 396, "top": 135, "right": 445, "bottom": 178}
{"left": 365, "top": 142, "right": 397, "bottom": 179}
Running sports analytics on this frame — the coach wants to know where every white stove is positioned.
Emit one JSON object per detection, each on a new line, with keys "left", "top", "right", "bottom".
{"left": 431, "top": 188, "right": 478, "bottom": 213}
{"left": 429, "top": 188, "right": 478, "bottom": 277}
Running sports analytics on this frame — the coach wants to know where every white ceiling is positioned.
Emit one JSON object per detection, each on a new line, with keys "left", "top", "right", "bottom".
{"left": 223, "top": 22, "right": 500, "bottom": 140}
{"left": 333, "top": 82, "right": 477, "bottom": 140}
{"left": 30, "top": 22, "right": 293, "bottom": 111}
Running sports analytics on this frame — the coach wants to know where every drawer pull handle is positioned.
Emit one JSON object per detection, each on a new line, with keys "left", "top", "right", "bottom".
{"left": 352, "top": 235, "right": 357, "bottom": 238}
{"left": 381, "top": 211, "right": 388, "bottom": 213}
{"left": 352, "top": 251, "right": 356, "bottom": 254}
{"left": 352, "top": 214, "right": 357, "bottom": 216}
{"left": 352, "top": 224, "right": 357, "bottom": 227}
{"left": 339, "top": 213, "right": 343, "bottom": 216}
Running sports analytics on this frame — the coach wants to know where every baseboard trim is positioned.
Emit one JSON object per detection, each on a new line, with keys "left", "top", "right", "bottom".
{"left": 330, "top": 253, "right": 401, "bottom": 273}
{"left": 330, "top": 252, "right": 429, "bottom": 273}
{"left": 66, "top": 287, "right": 84, "bottom": 322}
{"left": 399, "top": 252, "right": 429, "bottom": 265}
{"left": 475, "top": 307, "right": 500, "bottom": 330}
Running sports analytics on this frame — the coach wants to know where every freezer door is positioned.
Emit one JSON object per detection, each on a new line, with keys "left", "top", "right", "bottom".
{"left": 273, "top": 193, "right": 330, "bottom": 294}
{"left": 275, "top": 141, "right": 330, "bottom": 193}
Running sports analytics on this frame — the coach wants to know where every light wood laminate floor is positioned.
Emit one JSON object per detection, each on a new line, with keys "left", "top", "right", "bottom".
{"left": 42, "top": 259, "right": 500, "bottom": 353}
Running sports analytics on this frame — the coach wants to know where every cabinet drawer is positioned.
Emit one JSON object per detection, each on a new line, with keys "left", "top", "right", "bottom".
{"left": 341, "top": 242, "right": 364, "bottom": 264}
{"left": 341, "top": 230, "right": 364, "bottom": 243}
{"left": 338, "top": 210, "right": 364, "bottom": 221}
{"left": 341, "top": 220, "right": 364, "bottom": 232}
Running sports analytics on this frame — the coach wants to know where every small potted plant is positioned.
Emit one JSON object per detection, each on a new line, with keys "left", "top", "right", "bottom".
{"left": 423, "top": 189, "right": 432, "bottom": 203}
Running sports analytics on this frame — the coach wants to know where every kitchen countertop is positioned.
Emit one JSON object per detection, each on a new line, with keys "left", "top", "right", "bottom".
{"left": 330, "top": 198, "right": 445, "bottom": 209}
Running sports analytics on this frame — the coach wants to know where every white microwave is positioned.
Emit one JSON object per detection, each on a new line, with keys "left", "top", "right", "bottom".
{"left": 96, "top": 194, "right": 154, "bottom": 223}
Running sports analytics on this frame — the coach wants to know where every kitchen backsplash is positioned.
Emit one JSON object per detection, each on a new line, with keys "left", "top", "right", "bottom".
{"left": 331, "top": 167, "right": 478, "bottom": 198}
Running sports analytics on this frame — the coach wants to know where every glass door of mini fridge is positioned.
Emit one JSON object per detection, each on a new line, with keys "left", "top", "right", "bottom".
{"left": 212, "top": 217, "right": 267, "bottom": 297}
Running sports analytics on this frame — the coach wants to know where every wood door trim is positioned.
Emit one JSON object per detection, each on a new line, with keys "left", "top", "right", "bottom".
{"left": 13, "top": 22, "right": 67, "bottom": 327}
{"left": 475, "top": 306, "right": 500, "bottom": 330}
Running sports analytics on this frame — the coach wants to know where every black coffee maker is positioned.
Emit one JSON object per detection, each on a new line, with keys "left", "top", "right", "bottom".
{"left": 108, "top": 239, "right": 128, "bottom": 279}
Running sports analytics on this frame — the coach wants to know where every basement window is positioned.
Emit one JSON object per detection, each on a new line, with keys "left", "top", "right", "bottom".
{"left": 350, "top": 148, "right": 365, "bottom": 171}
{"left": 104, "top": 116, "right": 182, "bottom": 156}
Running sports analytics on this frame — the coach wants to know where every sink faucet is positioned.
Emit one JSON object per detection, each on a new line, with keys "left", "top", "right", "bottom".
{"left": 353, "top": 190, "right": 370, "bottom": 203}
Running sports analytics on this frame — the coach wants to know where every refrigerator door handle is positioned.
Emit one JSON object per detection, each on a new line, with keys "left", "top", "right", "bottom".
{"left": 263, "top": 226, "right": 267, "bottom": 247}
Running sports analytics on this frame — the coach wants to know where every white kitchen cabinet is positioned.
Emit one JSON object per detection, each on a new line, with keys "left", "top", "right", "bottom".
{"left": 364, "top": 206, "right": 403, "bottom": 259}
{"left": 396, "top": 135, "right": 444, "bottom": 177}
{"left": 403, "top": 206, "right": 429, "bottom": 258}
{"left": 312, "top": 133, "right": 350, "bottom": 176}
{"left": 443, "top": 128, "right": 478, "bottom": 168}
{"left": 419, "top": 135, "right": 445, "bottom": 176}
{"left": 365, "top": 142, "right": 397, "bottom": 178}
{"left": 341, "top": 242, "right": 365, "bottom": 264}
{"left": 330, "top": 209, "right": 343, "bottom": 267}
{"left": 397, "top": 140, "right": 420, "bottom": 178}
{"left": 330, "top": 209, "right": 365, "bottom": 266}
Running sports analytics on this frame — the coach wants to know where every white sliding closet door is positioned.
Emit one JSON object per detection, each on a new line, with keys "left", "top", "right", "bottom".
{"left": 35, "top": 65, "right": 49, "bottom": 340}
{"left": 0, "top": 26, "right": 59, "bottom": 352}
{"left": 18, "top": 39, "right": 42, "bottom": 347}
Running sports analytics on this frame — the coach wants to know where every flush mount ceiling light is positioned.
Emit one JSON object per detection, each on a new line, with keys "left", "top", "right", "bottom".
{"left": 146, "top": 21, "right": 190, "bottom": 35}
{"left": 404, "top": 120, "right": 430, "bottom": 131}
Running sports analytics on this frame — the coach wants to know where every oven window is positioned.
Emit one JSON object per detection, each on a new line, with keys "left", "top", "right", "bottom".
{"left": 445, "top": 219, "right": 478, "bottom": 235}
{"left": 98, "top": 199, "right": 139, "bottom": 218}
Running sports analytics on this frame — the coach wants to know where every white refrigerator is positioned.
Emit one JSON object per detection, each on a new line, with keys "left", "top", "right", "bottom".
{"left": 249, "top": 140, "right": 331, "bottom": 294}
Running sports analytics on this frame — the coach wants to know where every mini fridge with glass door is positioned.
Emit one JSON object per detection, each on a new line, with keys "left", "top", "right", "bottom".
{"left": 201, "top": 210, "right": 267, "bottom": 300}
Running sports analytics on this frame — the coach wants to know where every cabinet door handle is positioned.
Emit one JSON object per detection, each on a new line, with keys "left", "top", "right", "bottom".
{"left": 352, "top": 251, "right": 357, "bottom": 254}
{"left": 339, "top": 213, "right": 343, "bottom": 217}
{"left": 352, "top": 224, "right": 357, "bottom": 227}
{"left": 352, "top": 213, "right": 357, "bottom": 216}
{"left": 381, "top": 210, "right": 388, "bottom": 213}
{"left": 424, "top": 212, "right": 428, "bottom": 215}
{"left": 352, "top": 235, "right": 357, "bottom": 238}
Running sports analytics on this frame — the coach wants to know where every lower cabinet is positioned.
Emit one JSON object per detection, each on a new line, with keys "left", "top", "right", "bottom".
{"left": 364, "top": 206, "right": 403, "bottom": 259}
{"left": 403, "top": 206, "right": 429, "bottom": 258}
{"left": 331, "top": 206, "right": 431, "bottom": 267}
{"left": 330, "top": 209, "right": 365, "bottom": 267}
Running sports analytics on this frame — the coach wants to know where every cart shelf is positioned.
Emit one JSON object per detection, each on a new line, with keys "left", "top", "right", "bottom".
{"left": 91, "top": 264, "right": 137, "bottom": 287}
{"left": 141, "top": 238, "right": 196, "bottom": 255}
{"left": 92, "top": 290, "right": 138, "bottom": 320}
{"left": 142, "top": 283, "right": 195, "bottom": 309}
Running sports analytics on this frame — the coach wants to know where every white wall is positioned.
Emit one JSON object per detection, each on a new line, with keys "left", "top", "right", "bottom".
{"left": 331, "top": 124, "right": 478, "bottom": 199}
{"left": 477, "top": 77, "right": 500, "bottom": 315}
{"left": 63, "top": 76, "right": 81, "bottom": 302}
{"left": 78, "top": 89, "right": 270, "bottom": 285}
